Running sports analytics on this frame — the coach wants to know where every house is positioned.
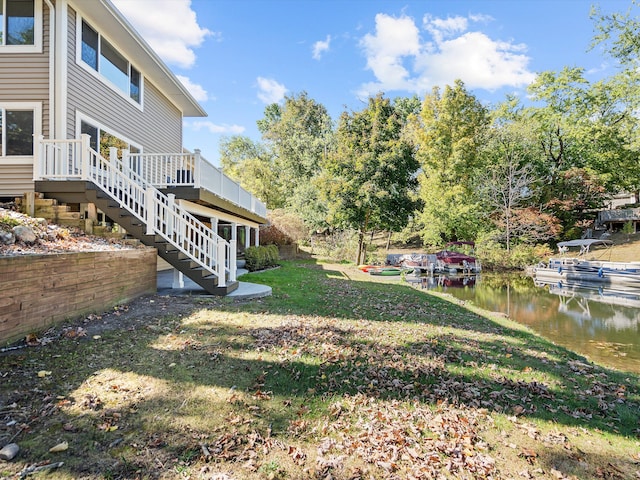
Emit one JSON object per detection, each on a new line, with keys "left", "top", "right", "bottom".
{"left": 0, "top": 0, "right": 267, "bottom": 295}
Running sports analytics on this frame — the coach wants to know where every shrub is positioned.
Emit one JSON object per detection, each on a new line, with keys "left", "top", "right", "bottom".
{"left": 476, "top": 240, "right": 553, "bottom": 271}
{"left": 245, "top": 244, "right": 280, "bottom": 271}
{"left": 260, "top": 209, "right": 309, "bottom": 246}
{"left": 623, "top": 221, "right": 635, "bottom": 235}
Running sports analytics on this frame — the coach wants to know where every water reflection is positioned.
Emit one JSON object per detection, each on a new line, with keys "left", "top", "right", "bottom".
{"left": 405, "top": 273, "right": 640, "bottom": 373}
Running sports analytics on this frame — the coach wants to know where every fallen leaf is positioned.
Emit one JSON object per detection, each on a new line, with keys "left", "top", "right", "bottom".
{"left": 49, "top": 441, "right": 68, "bottom": 452}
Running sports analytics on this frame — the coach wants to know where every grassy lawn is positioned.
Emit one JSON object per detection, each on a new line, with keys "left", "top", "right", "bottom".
{"left": 2, "top": 259, "right": 640, "bottom": 479}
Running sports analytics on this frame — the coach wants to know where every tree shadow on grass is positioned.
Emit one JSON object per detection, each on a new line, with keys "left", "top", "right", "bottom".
{"left": 2, "top": 260, "right": 640, "bottom": 478}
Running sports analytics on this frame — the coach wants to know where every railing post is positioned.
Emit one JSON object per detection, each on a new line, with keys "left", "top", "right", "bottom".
{"left": 32, "top": 134, "right": 44, "bottom": 180}
{"left": 193, "top": 149, "right": 202, "bottom": 188}
{"left": 167, "top": 193, "right": 175, "bottom": 239}
{"left": 109, "top": 147, "right": 118, "bottom": 195}
{"left": 229, "top": 239, "right": 237, "bottom": 282}
{"left": 80, "top": 134, "right": 90, "bottom": 180}
{"left": 145, "top": 186, "right": 155, "bottom": 235}
{"left": 217, "top": 241, "right": 226, "bottom": 287}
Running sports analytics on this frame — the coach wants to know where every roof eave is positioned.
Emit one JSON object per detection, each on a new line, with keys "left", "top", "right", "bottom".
{"left": 70, "top": 0, "right": 207, "bottom": 118}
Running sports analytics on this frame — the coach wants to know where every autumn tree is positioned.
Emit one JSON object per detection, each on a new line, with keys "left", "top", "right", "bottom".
{"left": 320, "top": 94, "right": 420, "bottom": 264}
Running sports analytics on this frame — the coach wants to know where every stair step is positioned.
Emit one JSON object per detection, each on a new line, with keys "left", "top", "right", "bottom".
{"left": 83, "top": 181, "right": 235, "bottom": 296}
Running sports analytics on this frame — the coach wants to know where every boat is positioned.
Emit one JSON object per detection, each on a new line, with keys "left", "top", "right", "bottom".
{"left": 398, "top": 253, "right": 438, "bottom": 274}
{"left": 435, "top": 241, "right": 481, "bottom": 274}
{"left": 534, "top": 239, "right": 640, "bottom": 286}
{"left": 368, "top": 266, "right": 406, "bottom": 276}
{"left": 357, "top": 264, "right": 379, "bottom": 273}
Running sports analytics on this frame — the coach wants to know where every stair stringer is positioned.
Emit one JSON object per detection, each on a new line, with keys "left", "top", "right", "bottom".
{"left": 84, "top": 183, "right": 238, "bottom": 295}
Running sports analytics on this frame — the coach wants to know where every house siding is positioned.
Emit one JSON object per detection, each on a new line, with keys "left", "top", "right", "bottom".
{"left": 0, "top": 5, "right": 50, "bottom": 198}
{"left": 66, "top": 7, "right": 182, "bottom": 153}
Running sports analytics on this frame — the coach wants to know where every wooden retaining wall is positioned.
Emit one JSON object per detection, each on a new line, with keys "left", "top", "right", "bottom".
{"left": 0, "top": 249, "right": 157, "bottom": 345}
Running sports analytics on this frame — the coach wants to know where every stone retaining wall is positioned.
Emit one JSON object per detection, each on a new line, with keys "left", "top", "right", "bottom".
{"left": 0, "top": 249, "right": 157, "bottom": 345}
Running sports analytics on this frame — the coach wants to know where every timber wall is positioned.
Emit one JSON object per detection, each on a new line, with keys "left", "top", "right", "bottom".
{"left": 0, "top": 249, "right": 157, "bottom": 344}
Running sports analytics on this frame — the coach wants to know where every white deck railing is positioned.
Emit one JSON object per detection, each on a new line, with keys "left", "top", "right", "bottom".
{"left": 34, "top": 135, "right": 236, "bottom": 286}
{"left": 125, "top": 149, "right": 267, "bottom": 218}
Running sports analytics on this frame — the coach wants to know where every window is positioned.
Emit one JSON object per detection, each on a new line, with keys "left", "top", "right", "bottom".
{"left": 80, "top": 21, "right": 98, "bottom": 70}
{"left": 80, "top": 119, "right": 141, "bottom": 160}
{"left": 0, "top": 106, "right": 36, "bottom": 157}
{"left": 79, "top": 19, "right": 143, "bottom": 105}
{"left": 0, "top": 0, "right": 41, "bottom": 50}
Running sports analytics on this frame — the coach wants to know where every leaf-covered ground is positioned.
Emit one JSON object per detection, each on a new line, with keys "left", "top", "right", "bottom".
{"left": 1, "top": 260, "right": 640, "bottom": 479}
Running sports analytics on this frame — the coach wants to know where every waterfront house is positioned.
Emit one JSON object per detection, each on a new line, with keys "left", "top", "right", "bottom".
{"left": 0, "top": 0, "right": 267, "bottom": 294}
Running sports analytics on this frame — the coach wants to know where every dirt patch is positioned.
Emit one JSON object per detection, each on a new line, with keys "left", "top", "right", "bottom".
{"left": 1, "top": 294, "right": 224, "bottom": 354}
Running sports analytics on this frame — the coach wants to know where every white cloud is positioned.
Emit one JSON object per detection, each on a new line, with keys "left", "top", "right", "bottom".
{"left": 188, "top": 120, "right": 245, "bottom": 135}
{"left": 176, "top": 75, "right": 209, "bottom": 102}
{"left": 415, "top": 31, "right": 535, "bottom": 90}
{"left": 256, "top": 77, "right": 287, "bottom": 104}
{"left": 112, "top": 0, "right": 215, "bottom": 69}
{"left": 357, "top": 12, "right": 536, "bottom": 98}
{"left": 313, "top": 35, "right": 331, "bottom": 60}
{"left": 359, "top": 14, "right": 421, "bottom": 92}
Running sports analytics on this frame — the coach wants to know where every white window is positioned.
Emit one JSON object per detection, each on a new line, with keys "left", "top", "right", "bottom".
{"left": 78, "top": 19, "right": 142, "bottom": 105}
{"left": 0, "top": 102, "right": 41, "bottom": 158}
{"left": 77, "top": 114, "right": 141, "bottom": 160}
{"left": 0, "top": 0, "right": 42, "bottom": 52}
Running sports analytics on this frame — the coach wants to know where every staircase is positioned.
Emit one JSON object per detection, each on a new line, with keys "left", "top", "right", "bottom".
{"left": 33, "top": 136, "right": 237, "bottom": 295}
{"left": 18, "top": 194, "right": 84, "bottom": 229}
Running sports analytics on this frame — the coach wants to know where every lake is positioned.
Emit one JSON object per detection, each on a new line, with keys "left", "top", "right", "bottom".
{"left": 405, "top": 273, "right": 640, "bottom": 374}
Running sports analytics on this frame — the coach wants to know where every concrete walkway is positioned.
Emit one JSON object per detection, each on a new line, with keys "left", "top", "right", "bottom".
{"left": 157, "top": 268, "right": 272, "bottom": 300}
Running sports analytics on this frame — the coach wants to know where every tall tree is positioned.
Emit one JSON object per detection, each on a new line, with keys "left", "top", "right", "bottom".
{"left": 257, "top": 92, "right": 334, "bottom": 229}
{"left": 525, "top": 65, "right": 638, "bottom": 236}
{"left": 409, "top": 80, "right": 490, "bottom": 245}
{"left": 320, "top": 94, "right": 420, "bottom": 264}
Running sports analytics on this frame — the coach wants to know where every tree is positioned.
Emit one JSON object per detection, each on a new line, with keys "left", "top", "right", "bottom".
{"left": 258, "top": 91, "right": 334, "bottom": 185}
{"left": 320, "top": 94, "right": 420, "bottom": 264}
{"left": 409, "top": 80, "right": 490, "bottom": 245}
{"left": 219, "top": 135, "right": 284, "bottom": 209}
{"left": 477, "top": 123, "right": 559, "bottom": 250}
{"left": 257, "top": 92, "right": 334, "bottom": 228}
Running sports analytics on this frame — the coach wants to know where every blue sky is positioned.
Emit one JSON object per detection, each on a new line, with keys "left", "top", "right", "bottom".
{"left": 110, "top": 0, "right": 636, "bottom": 166}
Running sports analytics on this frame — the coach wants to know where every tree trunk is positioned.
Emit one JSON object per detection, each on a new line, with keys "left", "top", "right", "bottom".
{"left": 356, "top": 230, "right": 365, "bottom": 265}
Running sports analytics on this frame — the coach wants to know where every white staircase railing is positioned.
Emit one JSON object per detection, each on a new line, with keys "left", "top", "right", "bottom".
{"left": 125, "top": 150, "right": 267, "bottom": 218}
{"left": 34, "top": 135, "right": 236, "bottom": 287}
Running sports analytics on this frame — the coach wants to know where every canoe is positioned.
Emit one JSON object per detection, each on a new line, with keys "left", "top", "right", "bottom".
{"left": 369, "top": 267, "right": 404, "bottom": 276}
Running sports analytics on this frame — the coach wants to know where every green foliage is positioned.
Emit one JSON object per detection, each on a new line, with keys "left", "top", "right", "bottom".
{"left": 219, "top": 135, "right": 284, "bottom": 209}
{"left": 409, "top": 80, "right": 490, "bottom": 245}
{"left": 417, "top": 175, "right": 485, "bottom": 246}
{"left": 244, "top": 244, "right": 279, "bottom": 271}
{"left": 0, "top": 214, "right": 20, "bottom": 230}
{"left": 257, "top": 92, "right": 334, "bottom": 226}
{"left": 476, "top": 239, "right": 554, "bottom": 270}
{"left": 623, "top": 221, "right": 635, "bottom": 235}
{"left": 309, "top": 230, "right": 359, "bottom": 263}
{"left": 320, "top": 93, "right": 421, "bottom": 262}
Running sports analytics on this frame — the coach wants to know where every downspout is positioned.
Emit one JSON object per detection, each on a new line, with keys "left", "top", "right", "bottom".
{"left": 44, "top": 0, "right": 55, "bottom": 139}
